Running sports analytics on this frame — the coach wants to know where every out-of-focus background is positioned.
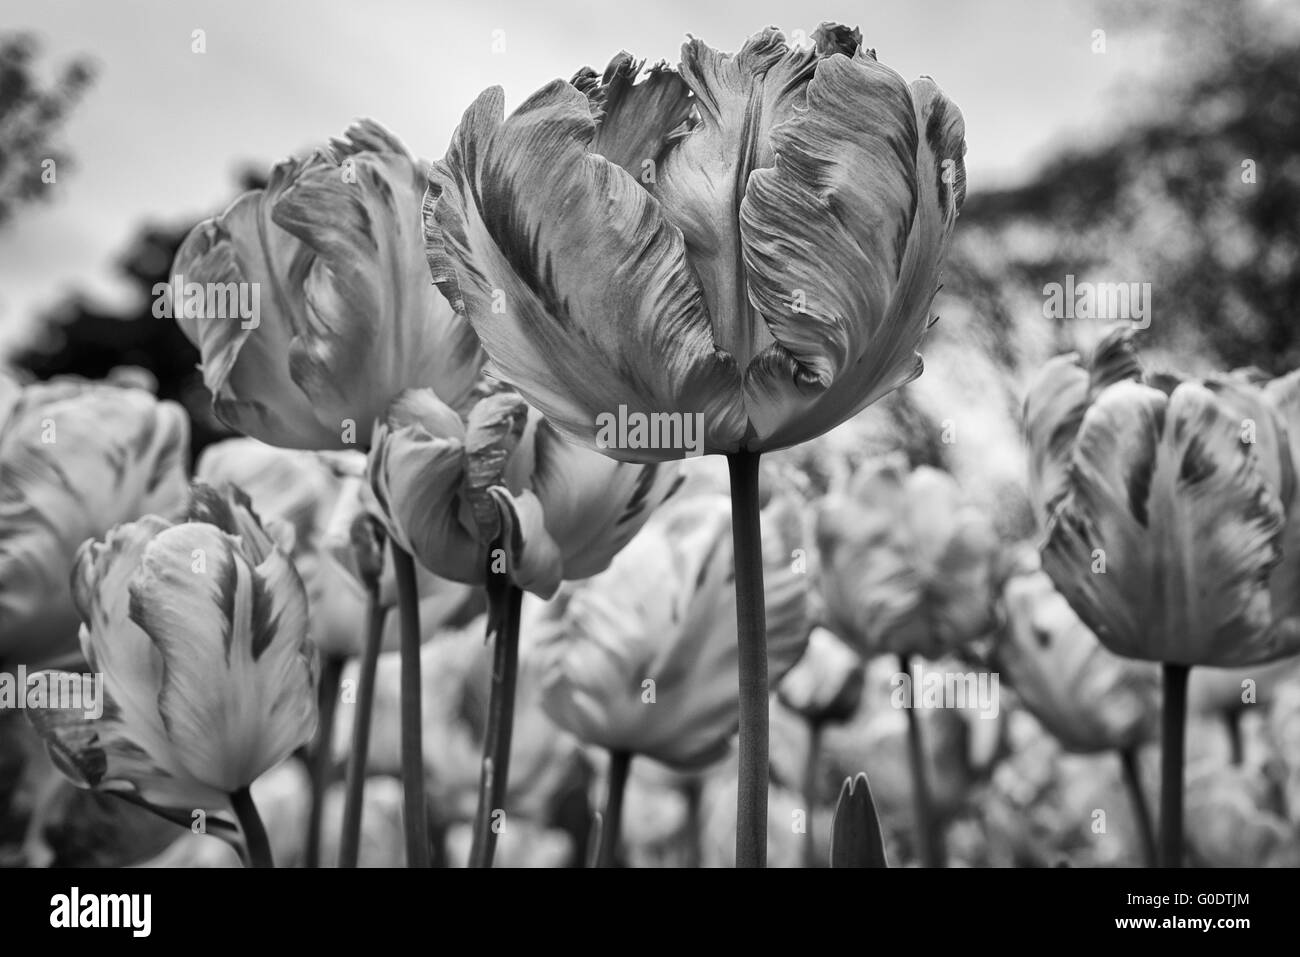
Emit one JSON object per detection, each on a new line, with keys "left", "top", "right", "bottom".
{"left": 3, "top": 0, "right": 1300, "bottom": 867}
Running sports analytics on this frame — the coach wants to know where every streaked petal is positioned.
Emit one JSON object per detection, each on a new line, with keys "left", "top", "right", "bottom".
{"left": 172, "top": 159, "right": 341, "bottom": 449}
{"left": 741, "top": 51, "right": 918, "bottom": 393}
{"left": 273, "top": 121, "right": 483, "bottom": 443}
{"left": 529, "top": 418, "right": 682, "bottom": 580}
{"left": 571, "top": 54, "right": 694, "bottom": 175}
{"left": 129, "top": 523, "right": 317, "bottom": 791}
{"left": 427, "top": 83, "right": 745, "bottom": 459}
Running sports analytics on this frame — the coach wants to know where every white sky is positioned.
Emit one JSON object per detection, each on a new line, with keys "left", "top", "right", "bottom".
{"left": 0, "top": 0, "right": 1154, "bottom": 349}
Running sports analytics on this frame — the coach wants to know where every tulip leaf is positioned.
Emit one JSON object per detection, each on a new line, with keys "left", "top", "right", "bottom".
{"left": 829, "top": 771, "right": 889, "bottom": 868}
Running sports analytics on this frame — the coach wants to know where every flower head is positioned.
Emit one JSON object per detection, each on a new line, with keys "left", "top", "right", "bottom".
{"left": 0, "top": 374, "right": 189, "bottom": 668}
{"left": 532, "top": 493, "right": 809, "bottom": 769}
{"left": 28, "top": 484, "right": 318, "bottom": 813}
{"left": 1028, "top": 330, "right": 1300, "bottom": 666}
{"left": 173, "top": 120, "right": 482, "bottom": 450}
{"left": 367, "top": 381, "right": 681, "bottom": 598}
{"left": 426, "top": 24, "right": 966, "bottom": 459}
{"left": 815, "top": 457, "right": 999, "bottom": 659}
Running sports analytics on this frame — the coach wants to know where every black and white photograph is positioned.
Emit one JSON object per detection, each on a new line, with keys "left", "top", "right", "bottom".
{"left": 0, "top": 0, "right": 1294, "bottom": 928}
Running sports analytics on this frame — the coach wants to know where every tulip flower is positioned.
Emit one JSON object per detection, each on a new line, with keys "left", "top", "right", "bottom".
{"left": 815, "top": 457, "right": 1000, "bottom": 660}
{"left": 999, "top": 546, "right": 1160, "bottom": 862}
{"left": 26, "top": 483, "right": 318, "bottom": 866}
{"left": 368, "top": 383, "right": 681, "bottom": 599}
{"left": 0, "top": 374, "right": 189, "bottom": 670}
{"left": 426, "top": 24, "right": 965, "bottom": 460}
{"left": 172, "top": 119, "right": 482, "bottom": 452}
{"left": 533, "top": 492, "right": 809, "bottom": 864}
{"left": 426, "top": 25, "right": 966, "bottom": 866}
{"left": 1026, "top": 329, "right": 1300, "bottom": 866}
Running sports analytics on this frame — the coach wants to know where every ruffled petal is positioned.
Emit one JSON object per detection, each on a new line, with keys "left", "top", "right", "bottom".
{"left": 655, "top": 28, "right": 826, "bottom": 370}
{"left": 743, "top": 73, "right": 964, "bottom": 451}
{"left": 571, "top": 54, "right": 694, "bottom": 175}
{"left": 172, "top": 159, "right": 341, "bottom": 449}
{"left": 273, "top": 121, "right": 483, "bottom": 445}
{"left": 427, "top": 82, "right": 745, "bottom": 459}
{"left": 741, "top": 50, "right": 918, "bottom": 394}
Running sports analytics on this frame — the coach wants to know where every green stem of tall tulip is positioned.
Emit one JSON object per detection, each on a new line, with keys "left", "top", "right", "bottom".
{"left": 802, "top": 719, "right": 822, "bottom": 869}
{"left": 900, "top": 653, "right": 944, "bottom": 867}
{"left": 305, "top": 653, "right": 344, "bottom": 868}
{"left": 393, "top": 544, "right": 430, "bottom": 868}
{"left": 231, "top": 786, "right": 273, "bottom": 868}
{"left": 1160, "top": 662, "right": 1189, "bottom": 868}
{"left": 596, "top": 750, "right": 632, "bottom": 868}
{"left": 1119, "top": 746, "right": 1157, "bottom": 867}
{"left": 339, "top": 589, "right": 386, "bottom": 868}
{"left": 468, "top": 574, "right": 524, "bottom": 868}
{"left": 727, "top": 450, "right": 768, "bottom": 868}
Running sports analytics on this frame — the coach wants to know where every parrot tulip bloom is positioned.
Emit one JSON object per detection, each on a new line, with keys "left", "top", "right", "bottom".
{"left": 999, "top": 549, "right": 1158, "bottom": 754}
{"left": 425, "top": 24, "right": 966, "bottom": 459}
{"left": 172, "top": 120, "right": 482, "bottom": 451}
{"left": 814, "top": 458, "right": 999, "bottom": 660}
{"left": 27, "top": 484, "right": 318, "bottom": 823}
{"left": 1036, "top": 366, "right": 1300, "bottom": 668}
{"left": 0, "top": 374, "right": 189, "bottom": 669}
{"left": 532, "top": 493, "right": 810, "bottom": 769}
{"left": 367, "top": 383, "right": 682, "bottom": 598}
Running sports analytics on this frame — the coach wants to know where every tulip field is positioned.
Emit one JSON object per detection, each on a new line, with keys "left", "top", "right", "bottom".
{"left": 2, "top": 0, "right": 1299, "bottom": 887}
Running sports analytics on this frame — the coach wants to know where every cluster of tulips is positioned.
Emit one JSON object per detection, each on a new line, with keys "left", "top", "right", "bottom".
{"left": 3, "top": 21, "right": 1298, "bottom": 868}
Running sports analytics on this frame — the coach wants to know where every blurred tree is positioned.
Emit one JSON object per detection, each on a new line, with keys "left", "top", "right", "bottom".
{"left": 950, "top": 0, "right": 1300, "bottom": 375}
{"left": 0, "top": 33, "right": 93, "bottom": 228}
{"left": 11, "top": 168, "right": 268, "bottom": 463}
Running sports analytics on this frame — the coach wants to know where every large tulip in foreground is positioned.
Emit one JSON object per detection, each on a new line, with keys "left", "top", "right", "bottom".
{"left": 426, "top": 20, "right": 966, "bottom": 869}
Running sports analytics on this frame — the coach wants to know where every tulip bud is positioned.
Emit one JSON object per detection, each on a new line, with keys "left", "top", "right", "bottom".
{"left": 829, "top": 772, "right": 889, "bottom": 867}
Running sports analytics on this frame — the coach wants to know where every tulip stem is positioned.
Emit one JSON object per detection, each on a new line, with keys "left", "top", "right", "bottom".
{"left": 1224, "top": 708, "right": 1243, "bottom": 766}
{"left": 683, "top": 777, "right": 702, "bottom": 868}
{"left": 802, "top": 720, "right": 822, "bottom": 868}
{"left": 1118, "top": 746, "right": 1157, "bottom": 867}
{"left": 393, "top": 544, "right": 430, "bottom": 868}
{"left": 339, "top": 589, "right": 386, "bottom": 868}
{"left": 231, "top": 787, "right": 273, "bottom": 868}
{"left": 468, "top": 574, "right": 524, "bottom": 868}
{"left": 1160, "top": 662, "right": 1189, "bottom": 868}
{"left": 596, "top": 750, "right": 632, "bottom": 868}
{"left": 727, "top": 450, "right": 768, "bottom": 869}
{"left": 900, "top": 654, "right": 944, "bottom": 867}
{"left": 305, "top": 653, "right": 344, "bottom": 868}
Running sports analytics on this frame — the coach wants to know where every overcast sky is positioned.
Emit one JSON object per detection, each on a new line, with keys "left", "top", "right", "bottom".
{"left": 0, "top": 0, "right": 1154, "bottom": 350}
